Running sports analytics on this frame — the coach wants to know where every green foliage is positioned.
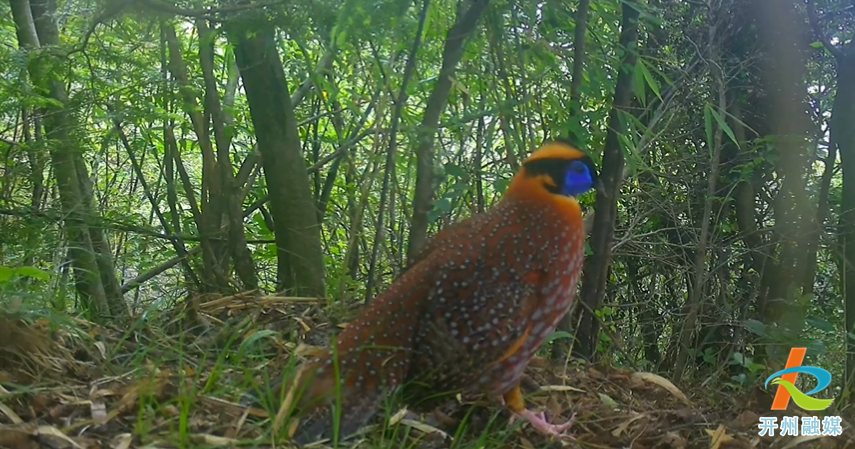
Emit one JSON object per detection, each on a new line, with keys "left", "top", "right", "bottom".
{"left": 0, "top": 265, "right": 50, "bottom": 284}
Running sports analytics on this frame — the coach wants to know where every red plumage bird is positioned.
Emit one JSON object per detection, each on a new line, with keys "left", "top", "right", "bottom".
{"left": 285, "top": 139, "right": 597, "bottom": 444}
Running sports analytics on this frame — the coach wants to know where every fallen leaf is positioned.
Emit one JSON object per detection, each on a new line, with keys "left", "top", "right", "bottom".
{"left": 632, "top": 372, "right": 691, "bottom": 405}
{"left": 431, "top": 408, "right": 457, "bottom": 427}
{"left": 540, "top": 385, "right": 585, "bottom": 393}
{"left": 598, "top": 393, "right": 619, "bottom": 409}
{"left": 612, "top": 413, "right": 645, "bottom": 437}
{"left": 388, "top": 407, "right": 409, "bottom": 426}
{"left": 36, "top": 425, "right": 83, "bottom": 449}
{"left": 227, "top": 408, "right": 251, "bottom": 438}
{"left": 704, "top": 424, "right": 733, "bottom": 449}
{"left": 161, "top": 404, "right": 179, "bottom": 417}
{"left": 70, "top": 436, "right": 101, "bottom": 449}
{"left": 111, "top": 434, "right": 132, "bottom": 449}
{"left": 294, "top": 343, "right": 324, "bottom": 358}
{"left": 661, "top": 431, "right": 688, "bottom": 449}
{"left": 399, "top": 419, "right": 451, "bottom": 439}
{"left": 732, "top": 410, "right": 760, "bottom": 429}
{"left": 89, "top": 398, "right": 107, "bottom": 425}
{"left": 93, "top": 342, "right": 107, "bottom": 360}
{"left": 286, "top": 419, "right": 300, "bottom": 439}
{"left": 189, "top": 434, "right": 236, "bottom": 446}
{"left": 293, "top": 317, "right": 312, "bottom": 333}
{"left": 0, "top": 401, "right": 23, "bottom": 424}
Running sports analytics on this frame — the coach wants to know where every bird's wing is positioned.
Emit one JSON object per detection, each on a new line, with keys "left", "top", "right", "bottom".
{"left": 409, "top": 207, "right": 556, "bottom": 388}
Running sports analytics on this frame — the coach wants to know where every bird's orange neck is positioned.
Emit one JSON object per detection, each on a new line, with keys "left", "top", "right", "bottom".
{"left": 504, "top": 173, "right": 583, "bottom": 222}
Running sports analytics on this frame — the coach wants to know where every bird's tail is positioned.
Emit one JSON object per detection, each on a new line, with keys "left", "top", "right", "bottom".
{"left": 285, "top": 360, "right": 388, "bottom": 445}
{"left": 282, "top": 274, "right": 429, "bottom": 445}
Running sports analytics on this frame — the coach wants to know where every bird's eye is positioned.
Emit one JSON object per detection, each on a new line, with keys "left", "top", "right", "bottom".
{"left": 570, "top": 161, "right": 586, "bottom": 174}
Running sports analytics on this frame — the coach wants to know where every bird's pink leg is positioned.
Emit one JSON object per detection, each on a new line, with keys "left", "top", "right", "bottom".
{"left": 511, "top": 409, "right": 576, "bottom": 438}
{"left": 499, "top": 387, "right": 576, "bottom": 440}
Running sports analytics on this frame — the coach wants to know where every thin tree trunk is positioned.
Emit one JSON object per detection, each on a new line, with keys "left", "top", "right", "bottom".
{"left": 112, "top": 112, "right": 199, "bottom": 289}
{"left": 812, "top": 6, "right": 855, "bottom": 403}
{"left": 407, "top": 0, "right": 492, "bottom": 260}
{"left": 231, "top": 24, "right": 326, "bottom": 297}
{"left": 197, "top": 18, "right": 257, "bottom": 290}
{"left": 834, "top": 61, "right": 855, "bottom": 407}
{"left": 753, "top": 0, "right": 814, "bottom": 335}
{"left": 672, "top": 23, "right": 727, "bottom": 379}
{"left": 569, "top": 0, "right": 590, "bottom": 111}
{"left": 163, "top": 22, "right": 231, "bottom": 292}
{"left": 365, "top": 0, "right": 430, "bottom": 302}
{"left": 11, "top": 0, "right": 124, "bottom": 319}
{"left": 573, "top": 0, "right": 641, "bottom": 361}
{"left": 553, "top": 0, "right": 591, "bottom": 360}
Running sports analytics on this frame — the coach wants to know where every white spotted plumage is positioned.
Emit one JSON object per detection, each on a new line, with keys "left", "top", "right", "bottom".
{"left": 289, "top": 141, "right": 593, "bottom": 444}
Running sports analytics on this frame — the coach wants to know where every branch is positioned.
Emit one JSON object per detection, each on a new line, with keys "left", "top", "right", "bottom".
{"left": 807, "top": 0, "right": 843, "bottom": 59}
{"left": 121, "top": 247, "right": 201, "bottom": 293}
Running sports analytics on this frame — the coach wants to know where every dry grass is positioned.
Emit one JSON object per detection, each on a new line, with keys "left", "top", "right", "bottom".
{"left": 0, "top": 294, "right": 852, "bottom": 449}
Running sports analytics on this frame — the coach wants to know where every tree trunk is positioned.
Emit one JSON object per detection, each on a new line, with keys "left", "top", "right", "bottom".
{"left": 552, "top": 0, "right": 591, "bottom": 360}
{"left": 10, "top": 0, "right": 124, "bottom": 319}
{"left": 573, "top": 0, "right": 641, "bottom": 361}
{"left": 753, "top": 0, "right": 814, "bottom": 339}
{"left": 197, "top": 18, "right": 257, "bottom": 290}
{"left": 231, "top": 25, "right": 326, "bottom": 297}
{"left": 163, "top": 23, "right": 232, "bottom": 292}
{"left": 407, "top": 0, "right": 492, "bottom": 260}
{"left": 830, "top": 44, "right": 855, "bottom": 407}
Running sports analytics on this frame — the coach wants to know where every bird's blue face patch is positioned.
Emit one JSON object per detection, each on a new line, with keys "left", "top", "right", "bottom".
{"left": 562, "top": 160, "right": 595, "bottom": 197}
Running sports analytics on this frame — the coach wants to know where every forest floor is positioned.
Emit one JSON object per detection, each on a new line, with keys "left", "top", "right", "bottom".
{"left": 0, "top": 293, "right": 852, "bottom": 449}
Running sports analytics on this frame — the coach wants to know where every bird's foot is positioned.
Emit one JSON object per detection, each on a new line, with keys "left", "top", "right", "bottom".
{"left": 510, "top": 409, "right": 576, "bottom": 440}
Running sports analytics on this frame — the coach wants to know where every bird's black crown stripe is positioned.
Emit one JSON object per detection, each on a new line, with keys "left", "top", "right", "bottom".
{"left": 523, "top": 153, "right": 599, "bottom": 195}
{"left": 523, "top": 158, "right": 572, "bottom": 194}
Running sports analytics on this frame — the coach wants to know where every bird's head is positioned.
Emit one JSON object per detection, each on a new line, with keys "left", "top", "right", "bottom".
{"left": 512, "top": 138, "right": 599, "bottom": 199}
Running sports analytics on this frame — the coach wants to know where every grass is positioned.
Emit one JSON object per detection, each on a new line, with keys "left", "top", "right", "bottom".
{"left": 0, "top": 293, "right": 852, "bottom": 448}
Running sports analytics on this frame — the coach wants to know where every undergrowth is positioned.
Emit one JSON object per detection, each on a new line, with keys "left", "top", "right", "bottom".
{"left": 0, "top": 291, "right": 852, "bottom": 448}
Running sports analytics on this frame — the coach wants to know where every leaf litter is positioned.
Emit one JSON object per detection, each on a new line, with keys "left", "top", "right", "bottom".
{"left": 0, "top": 295, "right": 852, "bottom": 449}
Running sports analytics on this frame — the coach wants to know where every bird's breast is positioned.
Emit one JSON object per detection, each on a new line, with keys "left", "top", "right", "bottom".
{"left": 486, "top": 223, "right": 585, "bottom": 394}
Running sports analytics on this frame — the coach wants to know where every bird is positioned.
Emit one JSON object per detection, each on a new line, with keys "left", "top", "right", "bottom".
{"left": 283, "top": 138, "right": 598, "bottom": 445}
